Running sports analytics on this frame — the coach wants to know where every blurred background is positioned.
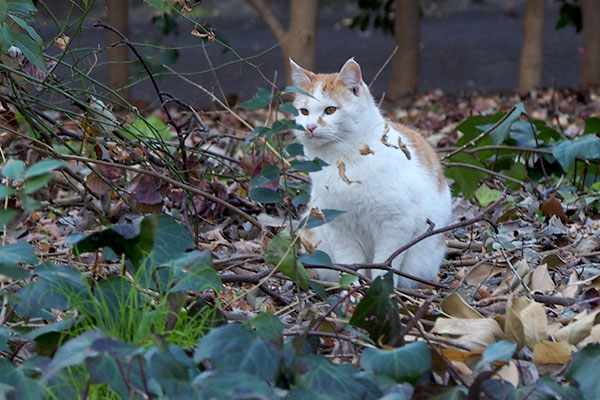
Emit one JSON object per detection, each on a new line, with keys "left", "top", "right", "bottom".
{"left": 35, "top": 0, "right": 594, "bottom": 108}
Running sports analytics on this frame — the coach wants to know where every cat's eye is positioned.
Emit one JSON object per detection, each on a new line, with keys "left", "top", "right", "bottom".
{"left": 300, "top": 108, "right": 309, "bottom": 116}
{"left": 324, "top": 106, "right": 337, "bottom": 115}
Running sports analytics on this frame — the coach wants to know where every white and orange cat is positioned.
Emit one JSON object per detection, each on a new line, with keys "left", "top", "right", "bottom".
{"left": 290, "top": 58, "right": 452, "bottom": 288}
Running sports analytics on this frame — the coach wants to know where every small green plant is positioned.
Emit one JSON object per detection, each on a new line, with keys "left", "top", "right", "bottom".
{"left": 0, "top": 158, "right": 64, "bottom": 225}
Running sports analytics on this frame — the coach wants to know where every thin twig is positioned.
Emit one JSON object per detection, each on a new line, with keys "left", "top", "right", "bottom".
{"left": 369, "top": 46, "right": 398, "bottom": 89}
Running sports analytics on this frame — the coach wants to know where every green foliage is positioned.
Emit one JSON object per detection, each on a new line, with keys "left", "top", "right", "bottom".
{"left": 361, "top": 341, "right": 431, "bottom": 384}
{"left": 349, "top": 273, "right": 401, "bottom": 344}
{"left": 352, "top": 0, "right": 395, "bottom": 35}
{"left": 265, "top": 232, "right": 311, "bottom": 290}
{"left": 556, "top": 0, "right": 582, "bottom": 32}
{"left": 1, "top": 1, "right": 46, "bottom": 71}
{"left": 446, "top": 104, "right": 600, "bottom": 198}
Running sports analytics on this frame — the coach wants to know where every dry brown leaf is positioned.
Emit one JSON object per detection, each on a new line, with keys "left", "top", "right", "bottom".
{"left": 531, "top": 263, "right": 555, "bottom": 294}
{"left": 532, "top": 340, "right": 573, "bottom": 365}
{"left": 310, "top": 207, "right": 326, "bottom": 223}
{"left": 540, "top": 194, "right": 567, "bottom": 222}
{"left": 578, "top": 324, "right": 600, "bottom": 346}
{"left": 497, "top": 361, "right": 519, "bottom": 387}
{"left": 492, "top": 259, "right": 532, "bottom": 296}
{"left": 465, "top": 262, "right": 503, "bottom": 286}
{"left": 397, "top": 136, "right": 412, "bottom": 159}
{"left": 520, "top": 301, "right": 548, "bottom": 349}
{"left": 359, "top": 143, "right": 374, "bottom": 156}
{"left": 555, "top": 310, "right": 600, "bottom": 345}
{"left": 431, "top": 318, "right": 504, "bottom": 350}
{"left": 504, "top": 297, "right": 527, "bottom": 348}
{"left": 440, "top": 348, "right": 483, "bottom": 363}
{"left": 440, "top": 292, "right": 483, "bottom": 319}
{"left": 336, "top": 160, "right": 361, "bottom": 185}
{"left": 560, "top": 271, "right": 581, "bottom": 298}
{"left": 54, "top": 35, "right": 70, "bottom": 51}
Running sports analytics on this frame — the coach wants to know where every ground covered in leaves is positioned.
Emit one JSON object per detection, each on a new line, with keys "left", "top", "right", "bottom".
{"left": 1, "top": 78, "right": 600, "bottom": 399}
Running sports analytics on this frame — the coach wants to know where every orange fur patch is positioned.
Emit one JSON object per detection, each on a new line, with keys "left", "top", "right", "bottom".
{"left": 390, "top": 121, "right": 446, "bottom": 193}
{"left": 299, "top": 73, "right": 348, "bottom": 103}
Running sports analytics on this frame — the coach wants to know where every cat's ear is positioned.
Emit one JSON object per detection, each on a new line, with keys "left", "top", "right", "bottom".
{"left": 289, "top": 58, "right": 313, "bottom": 88}
{"left": 337, "top": 58, "right": 363, "bottom": 96}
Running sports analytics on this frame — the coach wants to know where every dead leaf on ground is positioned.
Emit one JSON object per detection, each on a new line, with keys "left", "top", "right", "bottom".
{"left": 431, "top": 318, "right": 505, "bottom": 350}
{"left": 336, "top": 160, "right": 361, "bottom": 185}
{"left": 532, "top": 341, "right": 573, "bottom": 365}
{"left": 440, "top": 292, "right": 483, "bottom": 319}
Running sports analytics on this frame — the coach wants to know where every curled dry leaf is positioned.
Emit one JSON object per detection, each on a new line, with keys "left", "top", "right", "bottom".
{"left": 397, "top": 136, "right": 411, "bottom": 159}
{"left": 440, "top": 292, "right": 483, "bottom": 319}
{"left": 359, "top": 143, "right": 374, "bottom": 156}
{"left": 336, "top": 160, "right": 361, "bottom": 185}
{"left": 431, "top": 318, "right": 505, "bottom": 350}
{"left": 492, "top": 259, "right": 532, "bottom": 296}
{"left": 504, "top": 297, "right": 529, "bottom": 348}
{"left": 310, "top": 207, "right": 326, "bottom": 223}
{"left": 54, "top": 36, "right": 70, "bottom": 51}
{"left": 532, "top": 341, "right": 573, "bottom": 365}
{"left": 555, "top": 309, "right": 600, "bottom": 346}
{"left": 531, "top": 263, "right": 555, "bottom": 294}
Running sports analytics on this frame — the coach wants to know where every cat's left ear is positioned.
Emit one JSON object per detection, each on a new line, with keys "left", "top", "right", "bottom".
{"left": 337, "top": 58, "right": 363, "bottom": 96}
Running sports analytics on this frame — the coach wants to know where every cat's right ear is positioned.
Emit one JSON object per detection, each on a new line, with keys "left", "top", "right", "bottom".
{"left": 289, "top": 58, "right": 312, "bottom": 88}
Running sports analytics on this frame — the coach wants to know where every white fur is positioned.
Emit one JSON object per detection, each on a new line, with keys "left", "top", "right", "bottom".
{"left": 291, "top": 59, "right": 452, "bottom": 288}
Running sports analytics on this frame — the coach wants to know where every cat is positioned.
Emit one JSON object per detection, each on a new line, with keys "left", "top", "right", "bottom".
{"left": 290, "top": 58, "right": 452, "bottom": 288}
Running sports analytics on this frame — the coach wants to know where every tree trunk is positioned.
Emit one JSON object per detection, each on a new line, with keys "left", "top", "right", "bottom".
{"left": 581, "top": 0, "right": 600, "bottom": 88}
{"left": 388, "top": 0, "right": 420, "bottom": 98}
{"left": 246, "top": 0, "right": 318, "bottom": 85}
{"left": 106, "top": 0, "right": 132, "bottom": 104}
{"left": 517, "top": 0, "right": 545, "bottom": 95}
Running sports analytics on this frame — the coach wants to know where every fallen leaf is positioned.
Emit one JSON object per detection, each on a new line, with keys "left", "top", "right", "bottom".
{"left": 359, "top": 143, "right": 374, "bottom": 156}
{"left": 336, "top": 160, "right": 361, "bottom": 185}
{"left": 540, "top": 194, "right": 567, "bottom": 223}
{"left": 504, "top": 297, "right": 527, "bottom": 347}
{"left": 496, "top": 361, "right": 519, "bottom": 387}
{"left": 531, "top": 263, "right": 555, "bottom": 294}
{"left": 532, "top": 341, "right": 572, "bottom": 365}
{"left": 520, "top": 301, "right": 548, "bottom": 349}
{"left": 440, "top": 292, "right": 483, "bottom": 319}
{"left": 431, "top": 318, "right": 505, "bottom": 350}
{"left": 555, "top": 310, "right": 600, "bottom": 345}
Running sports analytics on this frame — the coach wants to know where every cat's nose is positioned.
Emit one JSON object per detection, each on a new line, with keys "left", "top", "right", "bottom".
{"left": 306, "top": 124, "right": 317, "bottom": 133}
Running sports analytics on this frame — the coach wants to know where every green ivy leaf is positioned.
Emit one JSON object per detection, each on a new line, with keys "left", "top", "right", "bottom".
{"left": 290, "top": 354, "right": 368, "bottom": 399}
{"left": 474, "top": 340, "right": 517, "bottom": 373}
{"left": 194, "top": 322, "right": 283, "bottom": 382}
{"left": 349, "top": 273, "right": 401, "bottom": 344}
{"left": 0, "top": 359, "right": 46, "bottom": 400}
{"left": 249, "top": 187, "right": 282, "bottom": 204}
{"left": 0, "top": 241, "right": 37, "bottom": 279}
{"left": 553, "top": 135, "right": 600, "bottom": 170}
{"left": 194, "top": 372, "right": 278, "bottom": 399}
{"left": 238, "top": 88, "right": 273, "bottom": 110}
{"left": 488, "top": 103, "right": 527, "bottom": 144}
{"left": 339, "top": 274, "right": 359, "bottom": 288}
{"left": 584, "top": 117, "right": 600, "bottom": 135}
{"left": 171, "top": 251, "right": 222, "bottom": 292}
{"left": 474, "top": 184, "right": 503, "bottom": 207}
{"left": 0, "top": 2, "right": 7, "bottom": 21}
{"left": 445, "top": 153, "right": 487, "bottom": 199}
{"left": 361, "top": 341, "right": 431, "bottom": 383}
{"left": 2, "top": 159, "right": 25, "bottom": 180}
{"left": 565, "top": 344, "right": 600, "bottom": 400}
{"left": 298, "top": 250, "right": 332, "bottom": 267}
{"left": 265, "top": 232, "right": 310, "bottom": 290}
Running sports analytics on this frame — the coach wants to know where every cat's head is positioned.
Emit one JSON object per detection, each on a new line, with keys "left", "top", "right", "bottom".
{"left": 290, "top": 58, "right": 376, "bottom": 151}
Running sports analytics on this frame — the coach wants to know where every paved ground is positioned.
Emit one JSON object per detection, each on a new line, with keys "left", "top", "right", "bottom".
{"left": 38, "top": 1, "right": 582, "bottom": 108}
